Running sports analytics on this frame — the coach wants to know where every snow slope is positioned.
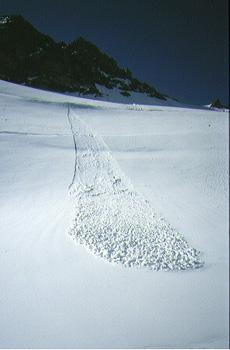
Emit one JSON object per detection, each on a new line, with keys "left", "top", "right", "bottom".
{"left": 67, "top": 84, "right": 182, "bottom": 107}
{"left": 67, "top": 83, "right": 201, "bottom": 109}
{"left": 68, "top": 109, "right": 203, "bottom": 270}
{"left": 0, "top": 80, "right": 229, "bottom": 348}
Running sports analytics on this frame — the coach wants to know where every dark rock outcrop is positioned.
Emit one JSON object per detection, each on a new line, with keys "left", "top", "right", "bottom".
{"left": 0, "top": 15, "right": 167, "bottom": 100}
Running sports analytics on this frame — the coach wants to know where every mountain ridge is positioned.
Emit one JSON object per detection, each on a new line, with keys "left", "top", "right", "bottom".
{"left": 0, "top": 14, "right": 168, "bottom": 101}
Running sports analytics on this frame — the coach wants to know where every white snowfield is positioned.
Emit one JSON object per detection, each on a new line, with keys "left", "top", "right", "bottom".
{"left": 68, "top": 109, "right": 203, "bottom": 270}
{"left": 0, "top": 80, "right": 228, "bottom": 348}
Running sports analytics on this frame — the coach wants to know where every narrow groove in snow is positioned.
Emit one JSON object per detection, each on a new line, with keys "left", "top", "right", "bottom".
{"left": 0, "top": 131, "right": 70, "bottom": 136}
{"left": 68, "top": 106, "right": 204, "bottom": 271}
{"left": 67, "top": 104, "right": 78, "bottom": 189}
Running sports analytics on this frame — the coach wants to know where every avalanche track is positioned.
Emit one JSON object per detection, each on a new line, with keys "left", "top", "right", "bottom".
{"left": 67, "top": 107, "right": 204, "bottom": 271}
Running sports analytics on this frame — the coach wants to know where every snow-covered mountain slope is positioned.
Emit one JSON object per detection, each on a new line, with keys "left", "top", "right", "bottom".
{"left": 0, "top": 80, "right": 228, "bottom": 347}
{"left": 68, "top": 83, "right": 183, "bottom": 106}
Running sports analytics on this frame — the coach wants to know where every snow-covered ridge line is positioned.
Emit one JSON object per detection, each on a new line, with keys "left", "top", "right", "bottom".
{"left": 67, "top": 107, "right": 204, "bottom": 271}
{"left": 1, "top": 79, "right": 217, "bottom": 111}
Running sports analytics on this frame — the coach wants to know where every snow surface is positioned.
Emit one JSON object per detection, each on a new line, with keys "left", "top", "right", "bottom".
{"left": 0, "top": 80, "right": 229, "bottom": 348}
{"left": 68, "top": 109, "right": 203, "bottom": 270}
{"left": 67, "top": 83, "right": 186, "bottom": 107}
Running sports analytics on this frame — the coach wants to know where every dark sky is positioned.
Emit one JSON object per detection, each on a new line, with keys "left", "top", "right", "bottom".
{"left": 0, "top": 0, "right": 229, "bottom": 105}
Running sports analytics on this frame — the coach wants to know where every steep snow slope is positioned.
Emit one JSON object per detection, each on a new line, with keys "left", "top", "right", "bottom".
{"left": 68, "top": 84, "right": 182, "bottom": 106}
{"left": 0, "top": 80, "right": 228, "bottom": 348}
{"left": 66, "top": 82, "right": 203, "bottom": 108}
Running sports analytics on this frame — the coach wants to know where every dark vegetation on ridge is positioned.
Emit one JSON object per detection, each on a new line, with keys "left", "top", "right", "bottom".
{"left": 0, "top": 15, "right": 167, "bottom": 100}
